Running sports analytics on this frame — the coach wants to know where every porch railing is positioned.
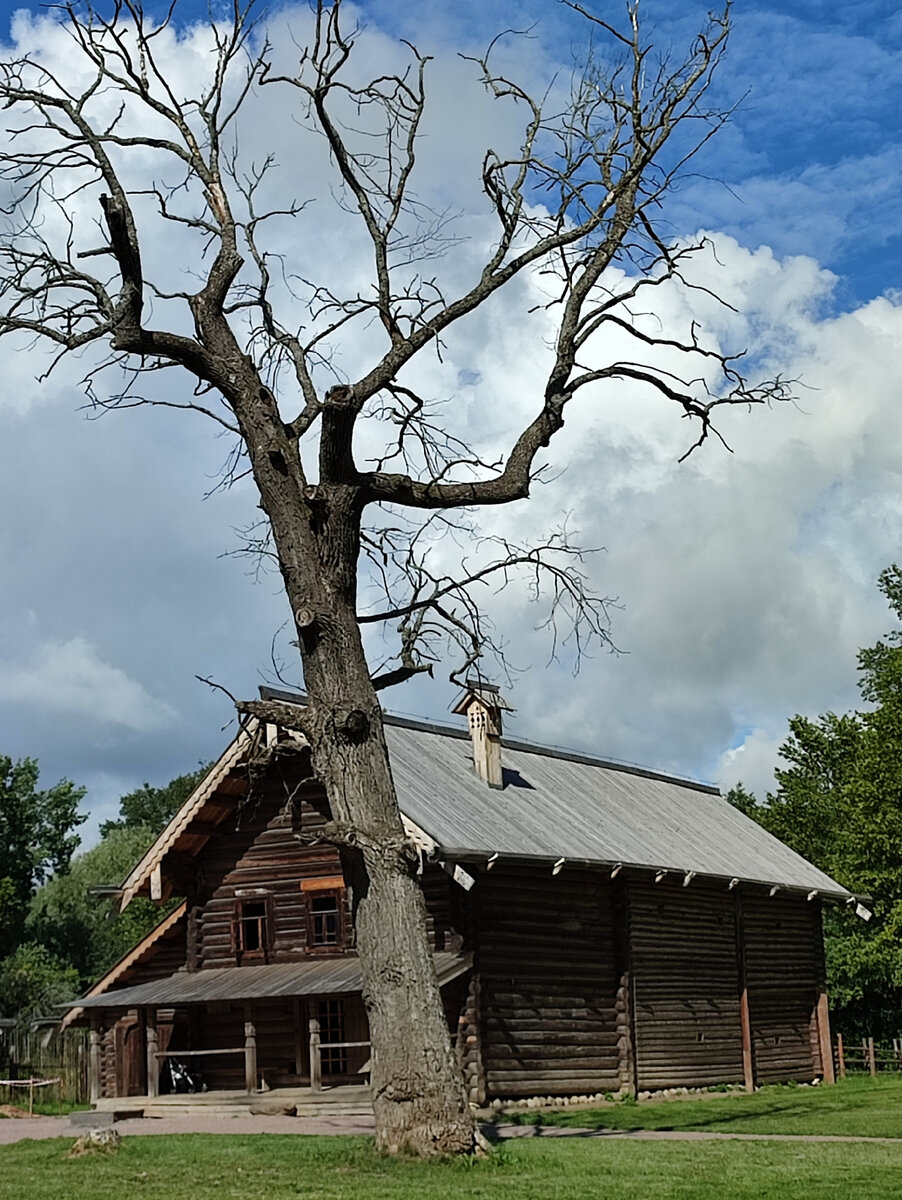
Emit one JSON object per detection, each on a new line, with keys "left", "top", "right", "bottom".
{"left": 138, "top": 1018, "right": 258, "bottom": 1099}
{"left": 308, "top": 1018, "right": 370, "bottom": 1092}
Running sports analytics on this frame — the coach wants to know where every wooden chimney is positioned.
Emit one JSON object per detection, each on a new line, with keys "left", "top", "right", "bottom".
{"left": 452, "top": 680, "right": 513, "bottom": 789}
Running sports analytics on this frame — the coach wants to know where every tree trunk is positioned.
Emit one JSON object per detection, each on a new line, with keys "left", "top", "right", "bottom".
{"left": 301, "top": 614, "right": 476, "bottom": 1154}
{"left": 229, "top": 375, "right": 477, "bottom": 1154}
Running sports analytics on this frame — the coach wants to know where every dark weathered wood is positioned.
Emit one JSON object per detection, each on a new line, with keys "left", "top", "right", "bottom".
{"left": 743, "top": 893, "right": 821, "bottom": 1084}
{"left": 478, "top": 864, "right": 619, "bottom": 1098}
{"left": 630, "top": 879, "right": 743, "bottom": 1091}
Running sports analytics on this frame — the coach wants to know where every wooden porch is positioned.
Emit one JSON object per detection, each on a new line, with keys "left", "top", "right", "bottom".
{"left": 92, "top": 1081, "right": 373, "bottom": 1119}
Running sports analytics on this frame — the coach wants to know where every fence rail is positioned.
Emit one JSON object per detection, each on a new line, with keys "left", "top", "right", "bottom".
{"left": 834, "top": 1033, "right": 902, "bottom": 1079}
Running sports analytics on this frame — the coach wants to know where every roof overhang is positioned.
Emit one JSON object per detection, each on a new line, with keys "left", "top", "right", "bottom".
{"left": 67, "top": 952, "right": 473, "bottom": 1011}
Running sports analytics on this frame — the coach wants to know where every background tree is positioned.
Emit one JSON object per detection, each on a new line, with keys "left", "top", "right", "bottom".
{"left": 727, "top": 566, "right": 902, "bottom": 1040}
{"left": 99, "top": 765, "right": 210, "bottom": 839}
{"left": 0, "top": 756, "right": 85, "bottom": 960}
{"left": 27, "top": 824, "right": 169, "bottom": 987}
{"left": 0, "top": 0, "right": 784, "bottom": 1153}
{"left": 0, "top": 943, "right": 80, "bottom": 1027}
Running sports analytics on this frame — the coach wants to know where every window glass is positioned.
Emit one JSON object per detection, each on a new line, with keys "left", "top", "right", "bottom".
{"left": 310, "top": 892, "right": 340, "bottom": 946}
{"left": 318, "top": 998, "right": 347, "bottom": 1073}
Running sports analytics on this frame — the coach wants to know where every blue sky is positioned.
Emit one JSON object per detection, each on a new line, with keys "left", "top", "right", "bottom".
{"left": 0, "top": 0, "right": 901, "bottom": 841}
{"left": 1, "top": 0, "right": 898, "bottom": 308}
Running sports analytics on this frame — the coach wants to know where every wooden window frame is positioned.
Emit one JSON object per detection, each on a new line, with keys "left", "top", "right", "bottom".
{"left": 303, "top": 885, "right": 345, "bottom": 953}
{"left": 232, "top": 894, "right": 273, "bottom": 962}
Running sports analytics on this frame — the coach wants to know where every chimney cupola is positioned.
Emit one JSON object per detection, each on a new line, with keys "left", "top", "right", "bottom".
{"left": 452, "top": 680, "right": 513, "bottom": 789}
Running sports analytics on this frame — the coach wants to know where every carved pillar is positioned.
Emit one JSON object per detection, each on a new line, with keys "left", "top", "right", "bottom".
{"left": 244, "top": 1014, "right": 258, "bottom": 1094}
{"left": 145, "top": 1009, "right": 159, "bottom": 1099}
{"left": 88, "top": 1016, "right": 102, "bottom": 1105}
{"left": 309, "top": 1017, "right": 321, "bottom": 1092}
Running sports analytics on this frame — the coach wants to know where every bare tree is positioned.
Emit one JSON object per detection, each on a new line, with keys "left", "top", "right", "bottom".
{"left": 0, "top": 0, "right": 786, "bottom": 1154}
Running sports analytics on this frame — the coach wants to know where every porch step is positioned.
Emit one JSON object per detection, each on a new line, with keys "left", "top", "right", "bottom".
{"left": 96, "top": 1084, "right": 373, "bottom": 1121}
{"left": 138, "top": 1101, "right": 373, "bottom": 1118}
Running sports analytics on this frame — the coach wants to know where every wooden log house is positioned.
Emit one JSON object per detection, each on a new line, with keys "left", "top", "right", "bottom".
{"left": 66, "top": 683, "right": 851, "bottom": 1107}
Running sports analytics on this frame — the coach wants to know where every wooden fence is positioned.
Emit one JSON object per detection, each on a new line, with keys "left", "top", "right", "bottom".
{"left": 0, "top": 1026, "right": 89, "bottom": 1107}
{"left": 834, "top": 1033, "right": 902, "bottom": 1078}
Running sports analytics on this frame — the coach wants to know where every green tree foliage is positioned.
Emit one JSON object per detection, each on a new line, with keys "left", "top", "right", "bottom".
{"left": 27, "top": 825, "right": 164, "bottom": 988}
{"left": 0, "top": 757, "right": 85, "bottom": 959}
{"left": 99, "top": 764, "right": 208, "bottom": 838}
{"left": 0, "top": 943, "right": 80, "bottom": 1025}
{"left": 728, "top": 565, "right": 902, "bottom": 1039}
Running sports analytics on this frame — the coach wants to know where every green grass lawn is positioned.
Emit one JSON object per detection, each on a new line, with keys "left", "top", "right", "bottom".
{"left": 510, "top": 1074, "right": 902, "bottom": 1138}
{"left": 2, "top": 1134, "right": 902, "bottom": 1200}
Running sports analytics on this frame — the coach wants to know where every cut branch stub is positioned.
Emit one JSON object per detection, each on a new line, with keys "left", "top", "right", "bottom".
{"left": 336, "top": 707, "right": 370, "bottom": 741}
{"left": 294, "top": 607, "right": 316, "bottom": 629}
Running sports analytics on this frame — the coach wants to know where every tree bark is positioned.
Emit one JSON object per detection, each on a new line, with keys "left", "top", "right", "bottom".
{"left": 227, "top": 366, "right": 476, "bottom": 1154}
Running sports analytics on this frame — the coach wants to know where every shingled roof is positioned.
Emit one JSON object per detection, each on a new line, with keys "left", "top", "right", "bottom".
{"left": 117, "top": 688, "right": 852, "bottom": 906}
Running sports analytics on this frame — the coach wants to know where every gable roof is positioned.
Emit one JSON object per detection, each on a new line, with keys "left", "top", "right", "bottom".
{"left": 118, "top": 690, "right": 852, "bottom": 906}
{"left": 383, "top": 718, "right": 848, "bottom": 898}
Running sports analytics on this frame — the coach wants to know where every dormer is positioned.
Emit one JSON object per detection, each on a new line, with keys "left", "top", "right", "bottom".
{"left": 451, "top": 680, "right": 514, "bottom": 789}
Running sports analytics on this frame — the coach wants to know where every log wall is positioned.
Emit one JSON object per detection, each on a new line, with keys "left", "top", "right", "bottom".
{"left": 198, "top": 780, "right": 348, "bottom": 968}
{"left": 629, "top": 879, "right": 744, "bottom": 1090}
{"left": 477, "top": 864, "right": 620, "bottom": 1097}
{"left": 742, "top": 892, "right": 821, "bottom": 1083}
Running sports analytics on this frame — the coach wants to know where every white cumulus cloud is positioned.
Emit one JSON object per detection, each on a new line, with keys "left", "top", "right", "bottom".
{"left": 0, "top": 637, "right": 176, "bottom": 732}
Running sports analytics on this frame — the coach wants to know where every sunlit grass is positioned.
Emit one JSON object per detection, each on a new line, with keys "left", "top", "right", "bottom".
{"left": 509, "top": 1074, "right": 902, "bottom": 1138}
{"left": 3, "top": 1134, "right": 902, "bottom": 1200}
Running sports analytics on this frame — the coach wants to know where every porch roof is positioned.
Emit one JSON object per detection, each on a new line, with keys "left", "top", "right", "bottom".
{"left": 69, "top": 951, "right": 472, "bottom": 1010}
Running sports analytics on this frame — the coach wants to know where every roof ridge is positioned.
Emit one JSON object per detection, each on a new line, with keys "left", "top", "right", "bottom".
{"left": 257, "top": 685, "right": 718, "bottom": 794}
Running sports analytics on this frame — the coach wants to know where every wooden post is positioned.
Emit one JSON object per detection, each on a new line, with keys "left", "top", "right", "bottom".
{"left": 244, "top": 1018, "right": 258, "bottom": 1094}
{"left": 814, "top": 991, "right": 835, "bottom": 1084}
{"left": 837, "top": 1033, "right": 846, "bottom": 1079}
{"left": 145, "top": 1010, "right": 159, "bottom": 1099}
{"left": 868, "top": 1036, "right": 877, "bottom": 1078}
{"left": 88, "top": 1018, "right": 102, "bottom": 1105}
{"left": 309, "top": 1017, "right": 321, "bottom": 1092}
{"left": 28, "top": 1077, "right": 35, "bottom": 1116}
{"left": 613, "top": 878, "right": 637, "bottom": 1097}
{"left": 734, "top": 890, "right": 755, "bottom": 1092}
